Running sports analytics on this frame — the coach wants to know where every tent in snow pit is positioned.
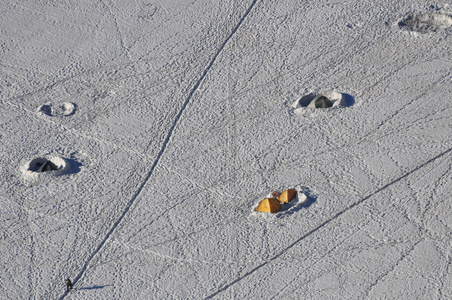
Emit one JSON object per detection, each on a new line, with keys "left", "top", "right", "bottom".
{"left": 307, "top": 95, "right": 333, "bottom": 108}
{"left": 35, "top": 160, "right": 59, "bottom": 172}
{"left": 278, "top": 189, "right": 297, "bottom": 203}
{"left": 256, "top": 197, "right": 281, "bottom": 213}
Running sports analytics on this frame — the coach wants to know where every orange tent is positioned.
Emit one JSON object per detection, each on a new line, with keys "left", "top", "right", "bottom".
{"left": 256, "top": 197, "right": 281, "bottom": 213}
{"left": 278, "top": 189, "right": 297, "bottom": 203}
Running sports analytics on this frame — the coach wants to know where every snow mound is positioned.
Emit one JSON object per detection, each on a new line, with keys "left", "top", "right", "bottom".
{"left": 21, "top": 156, "right": 70, "bottom": 180}
{"left": 398, "top": 12, "right": 452, "bottom": 33}
{"left": 37, "top": 102, "right": 76, "bottom": 117}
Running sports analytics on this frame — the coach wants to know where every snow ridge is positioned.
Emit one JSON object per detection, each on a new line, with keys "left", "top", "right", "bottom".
{"left": 58, "top": 1, "right": 258, "bottom": 298}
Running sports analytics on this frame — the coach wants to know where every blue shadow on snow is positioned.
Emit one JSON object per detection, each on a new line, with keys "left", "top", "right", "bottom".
{"left": 277, "top": 186, "right": 318, "bottom": 218}
{"left": 78, "top": 284, "right": 113, "bottom": 290}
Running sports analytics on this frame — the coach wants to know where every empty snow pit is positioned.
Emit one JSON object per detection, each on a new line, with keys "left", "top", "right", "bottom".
{"left": 398, "top": 13, "right": 452, "bottom": 33}
{"left": 61, "top": 102, "right": 76, "bottom": 116}
{"left": 292, "top": 91, "right": 347, "bottom": 111}
{"left": 37, "top": 102, "right": 76, "bottom": 117}
{"left": 21, "top": 156, "right": 70, "bottom": 179}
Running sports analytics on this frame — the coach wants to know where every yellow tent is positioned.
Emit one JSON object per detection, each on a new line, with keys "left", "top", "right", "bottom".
{"left": 256, "top": 197, "right": 281, "bottom": 213}
{"left": 278, "top": 189, "right": 297, "bottom": 203}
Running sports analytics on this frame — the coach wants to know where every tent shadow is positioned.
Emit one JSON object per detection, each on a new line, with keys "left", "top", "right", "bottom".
{"left": 66, "top": 158, "right": 82, "bottom": 175}
{"left": 78, "top": 284, "right": 113, "bottom": 290}
{"left": 277, "top": 186, "right": 317, "bottom": 218}
{"left": 342, "top": 93, "right": 355, "bottom": 107}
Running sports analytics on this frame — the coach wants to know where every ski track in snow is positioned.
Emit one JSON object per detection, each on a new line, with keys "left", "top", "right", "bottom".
{"left": 207, "top": 38, "right": 450, "bottom": 186}
{"left": 98, "top": 0, "right": 132, "bottom": 62}
{"left": 1, "top": 1, "right": 451, "bottom": 299}
{"left": 57, "top": 1, "right": 259, "bottom": 298}
{"left": 257, "top": 73, "right": 451, "bottom": 184}
{"left": 204, "top": 147, "right": 452, "bottom": 299}
{"left": 361, "top": 238, "right": 424, "bottom": 298}
{"left": 2, "top": 98, "right": 148, "bottom": 160}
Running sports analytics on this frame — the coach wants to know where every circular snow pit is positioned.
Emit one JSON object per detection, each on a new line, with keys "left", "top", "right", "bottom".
{"left": 398, "top": 13, "right": 452, "bottom": 33}
{"left": 292, "top": 91, "right": 347, "bottom": 110}
{"left": 61, "top": 102, "right": 76, "bottom": 116}
{"left": 37, "top": 102, "right": 76, "bottom": 117}
{"left": 21, "top": 156, "right": 70, "bottom": 179}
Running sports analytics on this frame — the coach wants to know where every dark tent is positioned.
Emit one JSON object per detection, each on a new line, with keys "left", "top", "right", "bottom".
{"left": 36, "top": 160, "right": 59, "bottom": 172}
{"left": 307, "top": 95, "right": 333, "bottom": 108}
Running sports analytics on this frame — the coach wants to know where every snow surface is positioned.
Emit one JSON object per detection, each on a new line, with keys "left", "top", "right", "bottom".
{"left": 1, "top": 0, "right": 451, "bottom": 299}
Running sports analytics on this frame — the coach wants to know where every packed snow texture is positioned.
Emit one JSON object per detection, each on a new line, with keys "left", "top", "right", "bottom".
{"left": 1, "top": 0, "right": 451, "bottom": 299}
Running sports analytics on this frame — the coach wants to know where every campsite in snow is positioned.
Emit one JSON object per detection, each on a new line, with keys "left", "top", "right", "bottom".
{"left": 1, "top": 0, "right": 451, "bottom": 299}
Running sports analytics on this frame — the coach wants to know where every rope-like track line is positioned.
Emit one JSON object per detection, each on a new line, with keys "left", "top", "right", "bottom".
{"left": 204, "top": 147, "right": 452, "bottom": 299}
{"left": 58, "top": 1, "right": 259, "bottom": 298}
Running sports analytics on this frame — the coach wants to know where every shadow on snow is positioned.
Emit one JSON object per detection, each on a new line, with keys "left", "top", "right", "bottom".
{"left": 78, "top": 284, "right": 114, "bottom": 290}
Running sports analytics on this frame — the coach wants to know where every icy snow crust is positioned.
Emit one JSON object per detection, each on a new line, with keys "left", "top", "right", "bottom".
{"left": 1, "top": 1, "right": 451, "bottom": 299}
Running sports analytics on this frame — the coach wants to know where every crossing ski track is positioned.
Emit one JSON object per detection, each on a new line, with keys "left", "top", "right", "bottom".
{"left": 1, "top": 1, "right": 451, "bottom": 299}
{"left": 360, "top": 238, "right": 424, "bottom": 298}
{"left": 204, "top": 147, "right": 452, "bottom": 299}
{"left": 57, "top": 1, "right": 259, "bottom": 298}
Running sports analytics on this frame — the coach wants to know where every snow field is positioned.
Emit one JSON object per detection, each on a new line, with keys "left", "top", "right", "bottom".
{"left": 0, "top": 0, "right": 451, "bottom": 299}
